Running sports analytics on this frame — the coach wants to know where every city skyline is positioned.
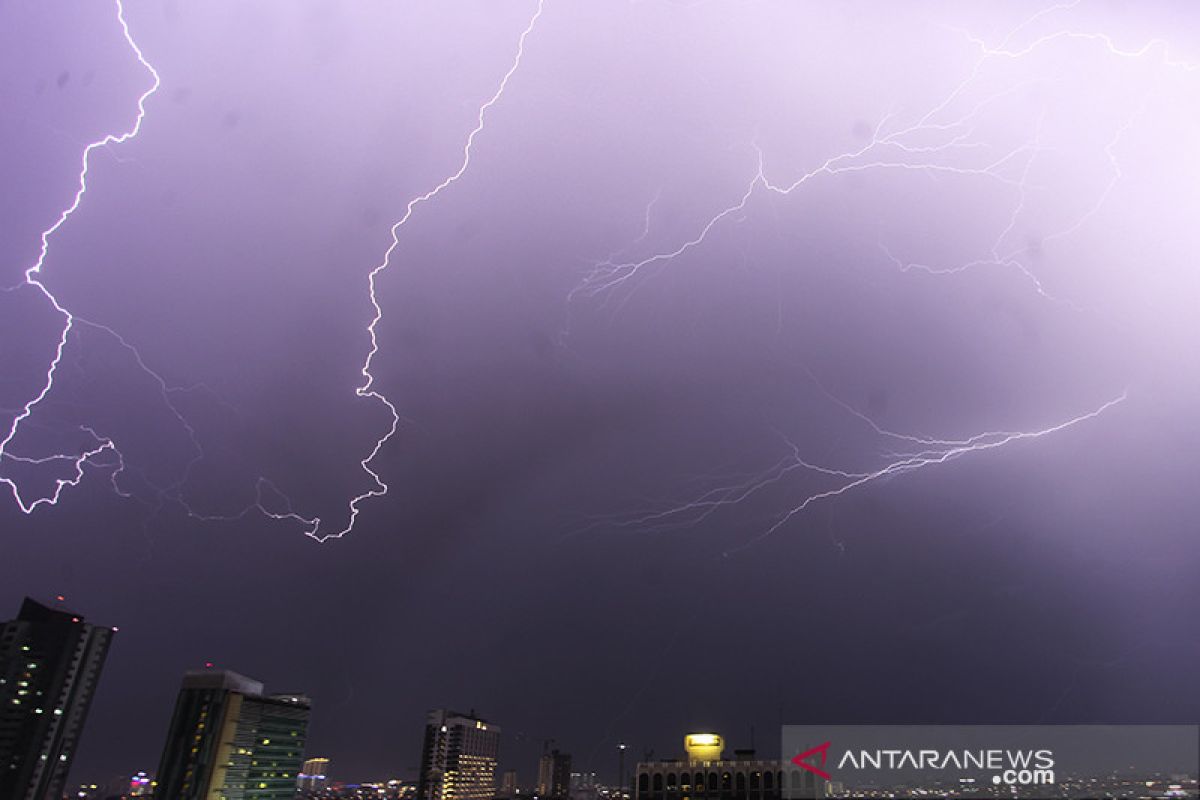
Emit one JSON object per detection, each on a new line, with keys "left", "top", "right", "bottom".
{"left": 0, "top": 595, "right": 814, "bottom": 794}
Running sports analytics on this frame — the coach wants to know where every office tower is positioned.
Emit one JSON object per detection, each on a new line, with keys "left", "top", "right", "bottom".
{"left": 153, "top": 669, "right": 310, "bottom": 800}
{"left": 537, "top": 747, "right": 571, "bottom": 800}
{"left": 0, "top": 596, "right": 116, "bottom": 800}
{"left": 417, "top": 709, "right": 501, "bottom": 800}
{"left": 297, "top": 756, "right": 331, "bottom": 792}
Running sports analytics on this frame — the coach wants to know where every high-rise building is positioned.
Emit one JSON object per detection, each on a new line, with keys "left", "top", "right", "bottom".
{"left": 417, "top": 709, "right": 500, "bottom": 800}
{"left": 0, "top": 596, "right": 116, "bottom": 800}
{"left": 152, "top": 669, "right": 310, "bottom": 800}
{"left": 297, "top": 756, "right": 331, "bottom": 792}
{"left": 537, "top": 747, "right": 571, "bottom": 800}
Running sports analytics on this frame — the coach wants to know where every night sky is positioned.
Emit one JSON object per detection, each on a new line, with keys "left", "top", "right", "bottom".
{"left": 2, "top": 0, "right": 1199, "bottom": 789}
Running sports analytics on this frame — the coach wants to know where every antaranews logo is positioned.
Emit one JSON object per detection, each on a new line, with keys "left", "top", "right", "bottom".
{"left": 783, "top": 724, "right": 1199, "bottom": 800}
{"left": 793, "top": 744, "right": 1057, "bottom": 787}
{"left": 791, "top": 741, "right": 832, "bottom": 781}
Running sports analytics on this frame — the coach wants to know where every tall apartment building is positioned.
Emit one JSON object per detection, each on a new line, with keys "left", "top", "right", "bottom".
{"left": 417, "top": 709, "right": 500, "bottom": 800}
{"left": 537, "top": 747, "right": 571, "bottom": 799}
{"left": 0, "top": 596, "right": 116, "bottom": 800}
{"left": 152, "top": 669, "right": 310, "bottom": 800}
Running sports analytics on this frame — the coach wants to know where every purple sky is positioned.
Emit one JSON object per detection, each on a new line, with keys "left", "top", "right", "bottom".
{"left": 2, "top": 0, "right": 1199, "bottom": 787}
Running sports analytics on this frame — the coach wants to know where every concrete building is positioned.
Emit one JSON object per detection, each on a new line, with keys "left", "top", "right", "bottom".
{"left": 417, "top": 709, "right": 501, "bottom": 800}
{"left": 537, "top": 747, "right": 571, "bottom": 800}
{"left": 634, "top": 733, "right": 823, "bottom": 800}
{"left": 298, "top": 756, "right": 331, "bottom": 792}
{"left": 152, "top": 669, "right": 310, "bottom": 800}
{"left": 0, "top": 596, "right": 116, "bottom": 800}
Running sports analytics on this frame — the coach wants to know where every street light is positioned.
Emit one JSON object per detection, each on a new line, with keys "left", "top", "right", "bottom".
{"left": 618, "top": 743, "right": 627, "bottom": 800}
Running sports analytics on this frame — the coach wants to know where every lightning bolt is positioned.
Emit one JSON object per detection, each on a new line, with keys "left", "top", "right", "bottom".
{"left": 1, "top": 0, "right": 160, "bottom": 514}
{"left": 3, "top": 1, "right": 549, "bottom": 540}
{"left": 4, "top": 1, "right": 1184, "bottom": 543}
{"left": 573, "top": 2, "right": 1196, "bottom": 306}
{"left": 570, "top": 94, "right": 1039, "bottom": 301}
{"left": 0, "top": 426, "right": 122, "bottom": 512}
{"left": 251, "top": 0, "right": 549, "bottom": 542}
{"left": 571, "top": 1, "right": 1183, "bottom": 546}
{"left": 739, "top": 390, "right": 1129, "bottom": 552}
{"left": 589, "top": 389, "right": 1127, "bottom": 552}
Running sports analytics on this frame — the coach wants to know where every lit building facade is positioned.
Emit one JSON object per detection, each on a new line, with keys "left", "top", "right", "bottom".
{"left": 298, "top": 756, "right": 331, "bottom": 791}
{"left": 537, "top": 748, "right": 571, "bottom": 799}
{"left": 152, "top": 669, "right": 310, "bottom": 800}
{"left": 684, "top": 735, "right": 723, "bottom": 764}
{"left": 417, "top": 709, "right": 501, "bottom": 800}
{"left": 634, "top": 734, "right": 823, "bottom": 800}
{"left": 0, "top": 596, "right": 115, "bottom": 800}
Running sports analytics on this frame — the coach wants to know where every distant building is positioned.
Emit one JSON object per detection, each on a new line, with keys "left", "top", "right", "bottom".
{"left": 570, "top": 771, "right": 598, "bottom": 800}
{"left": 634, "top": 733, "right": 824, "bottom": 800}
{"left": 0, "top": 596, "right": 116, "bottom": 800}
{"left": 299, "top": 756, "right": 331, "bottom": 792}
{"left": 128, "top": 770, "right": 156, "bottom": 795}
{"left": 325, "top": 781, "right": 415, "bottom": 800}
{"left": 417, "top": 709, "right": 501, "bottom": 800}
{"left": 74, "top": 774, "right": 143, "bottom": 799}
{"left": 537, "top": 747, "right": 572, "bottom": 799}
{"left": 498, "top": 769, "right": 520, "bottom": 798}
{"left": 152, "top": 668, "right": 310, "bottom": 800}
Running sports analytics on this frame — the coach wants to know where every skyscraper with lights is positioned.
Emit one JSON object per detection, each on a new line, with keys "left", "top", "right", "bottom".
{"left": 152, "top": 669, "right": 310, "bottom": 800}
{"left": 0, "top": 596, "right": 115, "bottom": 800}
{"left": 537, "top": 746, "right": 572, "bottom": 800}
{"left": 417, "top": 709, "right": 501, "bottom": 800}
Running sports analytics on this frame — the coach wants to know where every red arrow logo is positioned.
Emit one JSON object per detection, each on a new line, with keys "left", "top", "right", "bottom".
{"left": 791, "top": 741, "right": 832, "bottom": 781}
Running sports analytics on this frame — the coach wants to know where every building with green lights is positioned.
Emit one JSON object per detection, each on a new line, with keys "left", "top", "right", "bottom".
{"left": 153, "top": 668, "right": 310, "bottom": 800}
